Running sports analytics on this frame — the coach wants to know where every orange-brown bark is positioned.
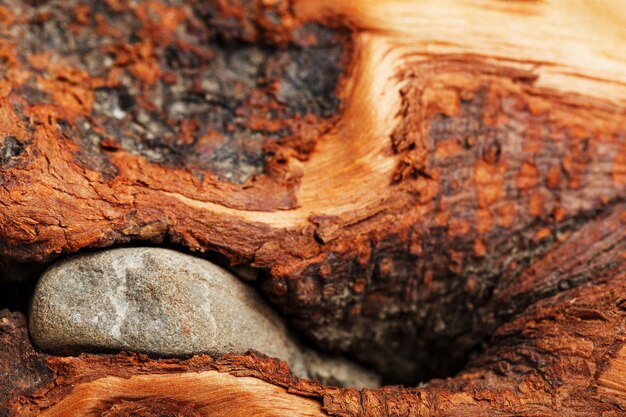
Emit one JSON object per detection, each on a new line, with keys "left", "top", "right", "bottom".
{"left": 1, "top": 310, "right": 328, "bottom": 417}
{"left": 1, "top": 0, "right": 626, "bottom": 415}
{"left": 4, "top": 264, "right": 626, "bottom": 416}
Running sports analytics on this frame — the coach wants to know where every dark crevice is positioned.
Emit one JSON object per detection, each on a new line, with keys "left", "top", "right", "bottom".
{"left": 1, "top": 201, "right": 624, "bottom": 388}
{"left": 0, "top": 241, "right": 384, "bottom": 385}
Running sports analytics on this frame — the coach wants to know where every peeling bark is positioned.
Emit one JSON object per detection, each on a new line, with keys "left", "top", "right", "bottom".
{"left": 3, "top": 265, "right": 626, "bottom": 416}
{"left": 1, "top": 0, "right": 626, "bottom": 415}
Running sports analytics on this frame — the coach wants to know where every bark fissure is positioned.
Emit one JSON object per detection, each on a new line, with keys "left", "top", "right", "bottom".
{"left": 1, "top": 0, "right": 626, "bottom": 415}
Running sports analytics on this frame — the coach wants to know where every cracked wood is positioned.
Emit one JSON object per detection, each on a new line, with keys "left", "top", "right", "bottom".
{"left": 1, "top": 0, "right": 626, "bottom": 415}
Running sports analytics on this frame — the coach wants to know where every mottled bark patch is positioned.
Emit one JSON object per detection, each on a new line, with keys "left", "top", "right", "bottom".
{"left": 7, "top": 0, "right": 348, "bottom": 183}
{"left": 0, "top": 136, "right": 24, "bottom": 167}
{"left": 0, "top": 311, "right": 53, "bottom": 417}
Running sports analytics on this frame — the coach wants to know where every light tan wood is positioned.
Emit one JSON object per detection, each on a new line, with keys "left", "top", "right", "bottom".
{"left": 163, "top": 0, "right": 626, "bottom": 230}
{"left": 295, "top": 0, "right": 626, "bottom": 104}
{"left": 38, "top": 371, "right": 325, "bottom": 417}
{"left": 597, "top": 345, "right": 626, "bottom": 408}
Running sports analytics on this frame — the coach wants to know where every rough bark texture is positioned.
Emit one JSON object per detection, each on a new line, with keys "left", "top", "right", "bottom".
{"left": 1, "top": 0, "right": 626, "bottom": 415}
{"left": 4, "top": 266, "right": 626, "bottom": 416}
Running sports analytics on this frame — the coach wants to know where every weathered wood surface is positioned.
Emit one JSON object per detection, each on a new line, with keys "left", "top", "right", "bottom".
{"left": 4, "top": 266, "right": 626, "bottom": 416}
{"left": 1, "top": 0, "right": 626, "bottom": 415}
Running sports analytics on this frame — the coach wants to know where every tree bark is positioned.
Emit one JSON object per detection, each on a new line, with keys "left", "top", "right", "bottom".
{"left": 1, "top": 0, "right": 626, "bottom": 415}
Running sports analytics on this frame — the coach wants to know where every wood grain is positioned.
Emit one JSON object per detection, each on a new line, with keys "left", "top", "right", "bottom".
{"left": 1, "top": 0, "right": 625, "bottom": 415}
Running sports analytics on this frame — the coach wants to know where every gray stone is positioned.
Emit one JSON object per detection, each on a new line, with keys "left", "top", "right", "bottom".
{"left": 29, "top": 247, "right": 380, "bottom": 388}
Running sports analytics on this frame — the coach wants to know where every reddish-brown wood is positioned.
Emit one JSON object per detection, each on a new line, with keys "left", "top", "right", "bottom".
{"left": 1, "top": 0, "right": 626, "bottom": 415}
{"left": 1, "top": 310, "right": 328, "bottom": 417}
{"left": 3, "top": 266, "right": 626, "bottom": 416}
